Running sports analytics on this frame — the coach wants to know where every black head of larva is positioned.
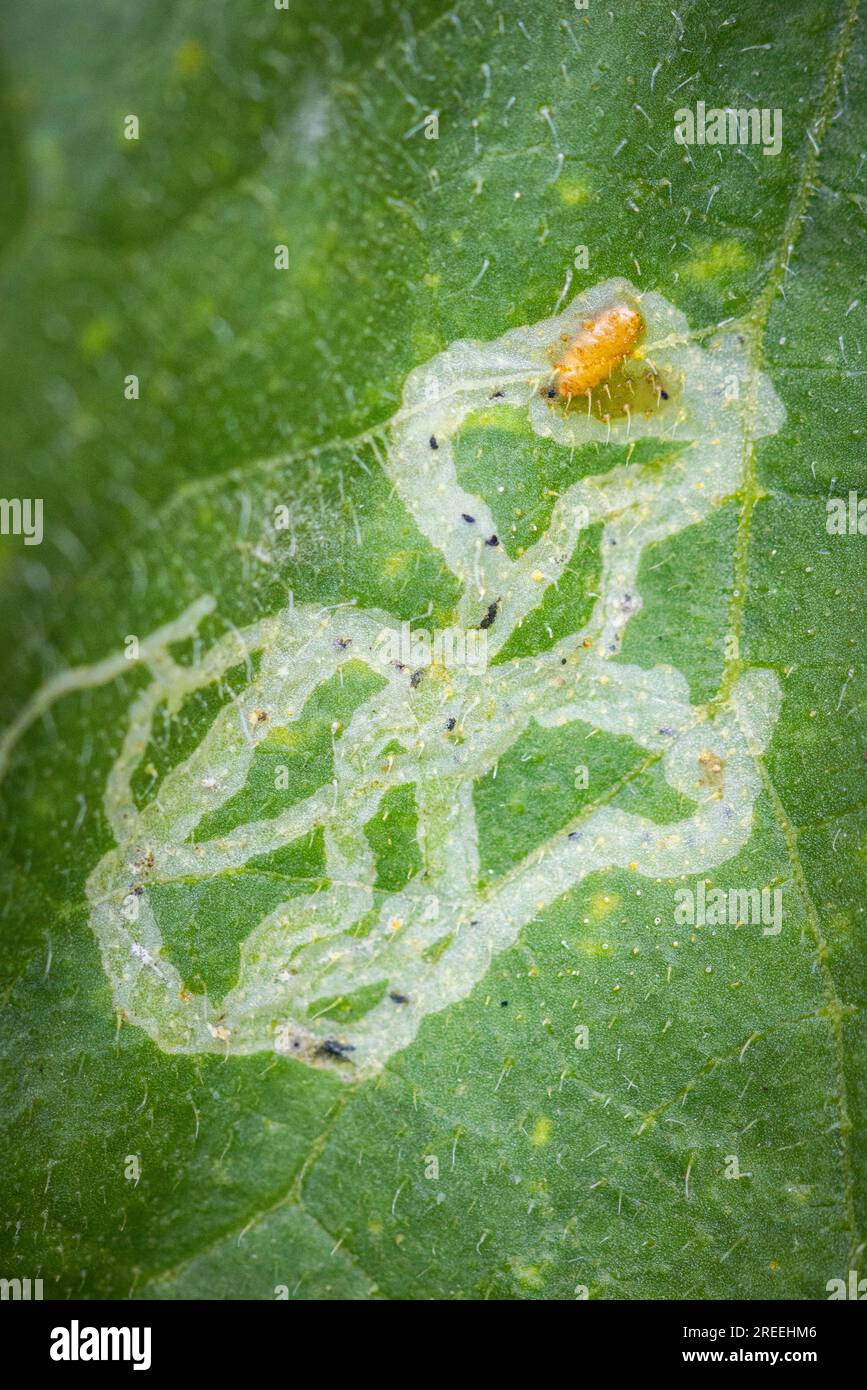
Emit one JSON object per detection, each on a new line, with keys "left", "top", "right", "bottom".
{"left": 479, "top": 600, "right": 499, "bottom": 629}
{"left": 317, "top": 1038, "right": 355, "bottom": 1060}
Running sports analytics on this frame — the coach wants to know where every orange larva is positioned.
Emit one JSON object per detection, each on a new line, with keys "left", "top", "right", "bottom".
{"left": 553, "top": 303, "right": 644, "bottom": 400}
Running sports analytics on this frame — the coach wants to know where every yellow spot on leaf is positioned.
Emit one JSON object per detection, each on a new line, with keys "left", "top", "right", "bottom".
{"left": 79, "top": 317, "right": 117, "bottom": 360}
{"left": 510, "top": 1260, "right": 545, "bottom": 1291}
{"left": 530, "top": 1116, "right": 552, "bottom": 1147}
{"left": 558, "top": 180, "right": 590, "bottom": 206}
{"left": 588, "top": 891, "right": 619, "bottom": 919}
{"left": 680, "top": 239, "right": 751, "bottom": 283}
{"left": 174, "top": 39, "right": 205, "bottom": 77}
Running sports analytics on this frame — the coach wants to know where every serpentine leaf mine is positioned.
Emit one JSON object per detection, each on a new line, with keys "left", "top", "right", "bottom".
{"left": 10, "top": 279, "right": 786, "bottom": 1078}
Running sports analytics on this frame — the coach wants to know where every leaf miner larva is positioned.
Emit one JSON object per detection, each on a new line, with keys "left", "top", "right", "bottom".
{"left": 553, "top": 303, "right": 644, "bottom": 400}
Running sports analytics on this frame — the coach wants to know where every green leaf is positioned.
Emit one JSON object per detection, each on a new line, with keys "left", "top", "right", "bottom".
{"left": 0, "top": 0, "right": 865, "bottom": 1304}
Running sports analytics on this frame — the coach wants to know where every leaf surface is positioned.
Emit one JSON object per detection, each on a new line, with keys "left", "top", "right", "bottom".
{"left": 0, "top": 0, "right": 865, "bottom": 1301}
